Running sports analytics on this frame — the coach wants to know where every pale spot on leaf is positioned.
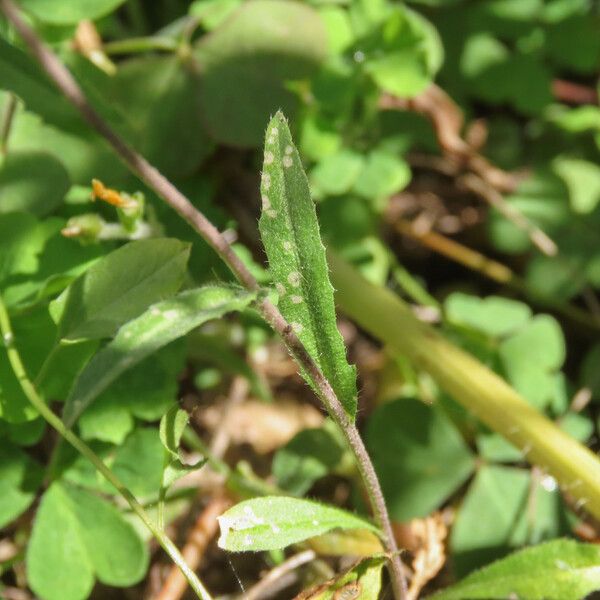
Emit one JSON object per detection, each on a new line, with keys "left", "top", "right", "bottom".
{"left": 288, "top": 271, "right": 301, "bottom": 287}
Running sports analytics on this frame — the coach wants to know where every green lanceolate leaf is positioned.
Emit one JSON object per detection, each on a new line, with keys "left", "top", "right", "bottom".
{"left": 217, "top": 496, "right": 379, "bottom": 552}
{"left": 54, "top": 238, "right": 190, "bottom": 341}
{"left": 64, "top": 285, "right": 254, "bottom": 426}
{"left": 258, "top": 112, "right": 357, "bottom": 418}
{"left": 429, "top": 539, "right": 600, "bottom": 600}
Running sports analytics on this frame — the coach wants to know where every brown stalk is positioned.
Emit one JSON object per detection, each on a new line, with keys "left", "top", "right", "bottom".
{"left": 0, "top": 2, "right": 407, "bottom": 598}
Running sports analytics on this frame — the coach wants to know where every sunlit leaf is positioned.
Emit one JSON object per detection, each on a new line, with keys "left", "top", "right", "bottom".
{"left": 431, "top": 539, "right": 600, "bottom": 600}
{"left": 217, "top": 496, "right": 379, "bottom": 552}
{"left": 258, "top": 112, "right": 357, "bottom": 417}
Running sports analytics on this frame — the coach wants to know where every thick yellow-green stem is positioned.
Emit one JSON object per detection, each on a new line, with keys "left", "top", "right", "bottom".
{"left": 329, "top": 253, "right": 600, "bottom": 519}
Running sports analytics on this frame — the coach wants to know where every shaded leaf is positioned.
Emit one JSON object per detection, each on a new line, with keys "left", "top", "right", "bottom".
{"left": 107, "top": 56, "right": 214, "bottom": 178}
{"left": 78, "top": 344, "right": 183, "bottom": 444}
{"left": 195, "top": 0, "right": 327, "bottom": 146}
{"left": 0, "top": 37, "right": 82, "bottom": 133}
{"left": 217, "top": 496, "right": 379, "bottom": 552}
{"left": 0, "top": 151, "right": 70, "bottom": 216}
{"left": 273, "top": 427, "right": 345, "bottom": 496}
{"left": 450, "top": 466, "right": 564, "bottom": 576}
{"left": 0, "top": 442, "right": 43, "bottom": 528}
{"left": 0, "top": 418, "right": 45, "bottom": 447}
{"left": 189, "top": 0, "right": 242, "bottom": 31}
{"left": 258, "top": 112, "right": 357, "bottom": 417}
{"left": 366, "top": 398, "right": 475, "bottom": 521}
{"left": 498, "top": 315, "right": 565, "bottom": 409}
{"left": 0, "top": 213, "right": 57, "bottom": 285}
{"left": 27, "top": 482, "right": 147, "bottom": 600}
{"left": 55, "top": 238, "right": 190, "bottom": 341}
{"left": 353, "top": 149, "right": 411, "bottom": 200}
{"left": 0, "top": 307, "right": 59, "bottom": 423}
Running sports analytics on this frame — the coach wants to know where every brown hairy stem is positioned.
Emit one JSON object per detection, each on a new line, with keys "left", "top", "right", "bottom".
{"left": 0, "top": 1, "right": 407, "bottom": 598}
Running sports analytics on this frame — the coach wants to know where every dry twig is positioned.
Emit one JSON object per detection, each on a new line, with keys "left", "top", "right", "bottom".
{"left": 243, "top": 550, "right": 317, "bottom": 600}
{"left": 154, "top": 496, "right": 232, "bottom": 600}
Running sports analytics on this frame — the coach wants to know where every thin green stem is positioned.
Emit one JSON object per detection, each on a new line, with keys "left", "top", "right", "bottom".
{"left": 102, "top": 36, "right": 178, "bottom": 55}
{"left": 158, "top": 451, "right": 169, "bottom": 531}
{"left": 0, "top": 293, "right": 213, "bottom": 600}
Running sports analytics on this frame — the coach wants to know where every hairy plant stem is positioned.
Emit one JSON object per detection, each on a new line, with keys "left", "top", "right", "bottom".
{"left": 0, "top": 294, "right": 213, "bottom": 600}
{"left": 0, "top": 2, "right": 407, "bottom": 598}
